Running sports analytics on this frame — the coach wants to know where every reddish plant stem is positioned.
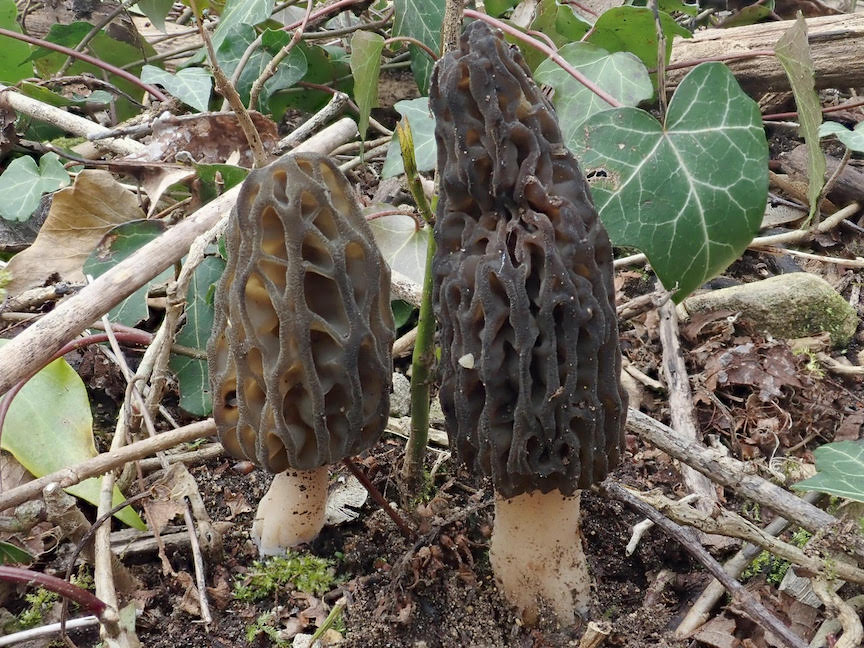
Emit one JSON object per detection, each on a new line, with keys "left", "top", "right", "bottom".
{"left": 342, "top": 457, "right": 415, "bottom": 540}
{"left": 0, "top": 27, "right": 167, "bottom": 102}
{"left": 0, "top": 330, "right": 153, "bottom": 449}
{"left": 0, "top": 566, "right": 108, "bottom": 616}
{"left": 283, "top": 0, "right": 367, "bottom": 31}
{"left": 383, "top": 36, "right": 439, "bottom": 61}
{"left": 463, "top": 9, "right": 622, "bottom": 108}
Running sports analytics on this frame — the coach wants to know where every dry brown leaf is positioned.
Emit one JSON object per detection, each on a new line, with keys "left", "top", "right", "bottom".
{"left": 223, "top": 490, "right": 252, "bottom": 519}
{"left": 694, "top": 615, "right": 740, "bottom": 648}
{"left": 5, "top": 170, "right": 143, "bottom": 295}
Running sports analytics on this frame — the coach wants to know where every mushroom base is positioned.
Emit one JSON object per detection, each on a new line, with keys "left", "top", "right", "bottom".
{"left": 252, "top": 467, "right": 329, "bottom": 555}
{"left": 489, "top": 489, "right": 590, "bottom": 626}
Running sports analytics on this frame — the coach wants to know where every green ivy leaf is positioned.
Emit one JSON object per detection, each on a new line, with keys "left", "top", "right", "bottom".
{"left": 535, "top": 43, "right": 653, "bottom": 140}
{"left": 0, "top": 153, "right": 70, "bottom": 222}
{"left": 485, "top": 0, "right": 520, "bottom": 17}
{"left": 195, "top": 163, "right": 249, "bottom": 203}
{"left": 216, "top": 25, "right": 307, "bottom": 111}
{"left": 792, "top": 440, "right": 864, "bottom": 503}
{"left": 169, "top": 255, "right": 226, "bottom": 416}
{"left": 0, "top": 340, "right": 145, "bottom": 529}
{"left": 587, "top": 6, "right": 691, "bottom": 71}
{"left": 775, "top": 14, "right": 824, "bottom": 222}
{"left": 137, "top": 0, "right": 174, "bottom": 31}
{"left": 0, "top": 0, "right": 33, "bottom": 83}
{"left": 391, "top": 300, "right": 416, "bottom": 329}
{"left": 572, "top": 62, "right": 768, "bottom": 300}
{"left": 267, "top": 44, "right": 351, "bottom": 117}
{"left": 367, "top": 212, "right": 430, "bottom": 288}
{"left": 83, "top": 220, "right": 173, "bottom": 326}
{"left": 382, "top": 98, "right": 435, "bottom": 178}
{"left": 393, "top": 0, "right": 444, "bottom": 94}
{"left": 820, "top": 121, "right": 864, "bottom": 153}
{"left": 0, "top": 541, "right": 33, "bottom": 565}
{"left": 209, "top": 0, "right": 274, "bottom": 53}
{"left": 141, "top": 65, "right": 212, "bottom": 112}
{"left": 522, "top": 0, "right": 589, "bottom": 69}
{"left": 350, "top": 31, "right": 385, "bottom": 140}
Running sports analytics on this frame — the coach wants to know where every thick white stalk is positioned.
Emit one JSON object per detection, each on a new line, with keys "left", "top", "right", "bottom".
{"left": 252, "top": 467, "right": 329, "bottom": 555}
{"left": 490, "top": 488, "right": 590, "bottom": 626}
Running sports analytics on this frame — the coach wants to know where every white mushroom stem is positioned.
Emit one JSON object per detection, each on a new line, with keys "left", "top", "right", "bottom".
{"left": 252, "top": 467, "right": 329, "bottom": 555}
{"left": 489, "top": 488, "right": 590, "bottom": 626}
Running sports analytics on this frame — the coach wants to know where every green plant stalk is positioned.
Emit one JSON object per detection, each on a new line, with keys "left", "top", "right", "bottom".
{"left": 396, "top": 119, "right": 437, "bottom": 500}
{"left": 401, "top": 228, "right": 436, "bottom": 497}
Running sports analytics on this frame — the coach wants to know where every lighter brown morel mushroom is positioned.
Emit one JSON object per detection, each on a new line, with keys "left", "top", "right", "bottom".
{"left": 208, "top": 153, "right": 395, "bottom": 555}
{"left": 430, "top": 21, "right": 627, "bottom": 625}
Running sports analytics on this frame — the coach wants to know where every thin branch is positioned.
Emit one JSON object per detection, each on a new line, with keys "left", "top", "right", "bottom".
{"left": 463, "top": 10, "right": 623, "bottom": 108}
{"left": 0, "top": 27, "right": 166, "bottom": 101}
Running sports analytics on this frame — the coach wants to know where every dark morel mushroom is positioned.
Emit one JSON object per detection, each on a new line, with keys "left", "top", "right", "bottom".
{"left": 430, "top": 21, "right": 627, "bottom": 624}
{"left": 208, "top": 153, "right": 394, "bottom": 554}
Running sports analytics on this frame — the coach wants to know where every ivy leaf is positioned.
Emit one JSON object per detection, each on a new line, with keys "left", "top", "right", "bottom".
{"left": 216, "top": 25, "right": 307, "bottom": 111}
{"left": 137, "top": 0, "right": 174, "bottom": 31}
{"left": 367, "top": 213, "right": 429, "bottom": 288}
{"left": 0, "top": 0, "right": 33, "bottom": 83}
{"left": 350, "top": 31, "right": 385, "bottom": 140}
{"left": 0, "top": 153, "right": 70, "bottom": 222}
{"left": 775, "top": 14, "right": 824, "bottom": 222}
{"left": 820, "top": 121, "right": 864, "bottom": 153}
{"left": 141, "top": 65, "right": 212, "bottom": 112}
{"left": 393, "top": 0, "right": 444, "bottom": 94}
{"left": 83, "top": 220, "right": 174, "bottom": 326}
{"left": 485, "top": 0, "right": 520, "bottom": 17}
{"left": 0, "top": 339, "right": 145, "bottom": 529}
{"left": 209, "top": 0, "right": 274, "bottom": 52}
{"left": 792, "top": 440, "right": 864, "bottom": 503}
{"left": 587, "top": 6, "right": 691, "bottom": 71}
{"left": 0, "top": 541, "right": 32, "bottom": 565}
{"left": 535, "top": 43, "right": 653, "bottom": 140}
{"left": 382, "top": 98, "right": 435, "bottom": 178}
{"left": 523, "top": 0, "right": 589, "bottom": 69}
{"left": 268, "top": 44, "right": 352, "bottom": 117}
{"left": 572, "top": 62, "right": 768, "bottom": 301}
{"left": 169, "top": 256, "right": 226, "bottom": 416}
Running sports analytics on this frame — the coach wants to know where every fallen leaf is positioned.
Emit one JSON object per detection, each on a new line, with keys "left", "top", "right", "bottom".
{"left": 5, "top": 170, "right": 143, "bottom": 295}
{"left": 223, "top": 490, "right": 252, "bottom": 519}
{"left": 693, "top": 615, "right": 740, "bottom": 648}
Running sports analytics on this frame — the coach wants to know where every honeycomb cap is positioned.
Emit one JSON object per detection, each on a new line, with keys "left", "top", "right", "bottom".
{"left": 430, "top": 21, "right": 627, "bottom": 498}
{"left": 208, "top": 153, "right": 395, "bottom": 473}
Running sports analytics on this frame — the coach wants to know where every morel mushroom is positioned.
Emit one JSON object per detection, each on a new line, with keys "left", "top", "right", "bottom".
{"left": 430, "top": 22, "right": 627, "bottom": 624}
{"left": 208, "top": 153, "right": 395, "bottom": 554}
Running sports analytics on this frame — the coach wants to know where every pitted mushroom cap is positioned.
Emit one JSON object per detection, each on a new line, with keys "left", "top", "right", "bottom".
{"left": 430, "top": 21, "right": 627, "bottom": 498}
{"left": 207, "top": 153, "right": 395, "bottom": 473}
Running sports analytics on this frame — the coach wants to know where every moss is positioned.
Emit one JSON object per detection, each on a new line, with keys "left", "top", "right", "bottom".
{"left": 233, "top": 552, "right": 337, "bottom": 602}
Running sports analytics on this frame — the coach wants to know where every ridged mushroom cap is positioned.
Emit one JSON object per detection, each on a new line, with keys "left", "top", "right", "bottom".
{"left": 208, "top": 153, "right": 395, "bottom": 473}
{"left": 430, "top": 21, "right": 627, "bottom": 498}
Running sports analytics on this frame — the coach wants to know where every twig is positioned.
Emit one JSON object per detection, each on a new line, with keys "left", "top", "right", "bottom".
{"left": 191, "top": 0, "right": 267, "bottom": 168}
{"left": 657, "top": 286, "right": 717, "bottom": 511}
{"left": 0, "top": 616, "right": 99, "bottom": 647}
{"left": 182, "top": 502, "right": 212, "bottom": 624}
{"left": 811, "top": 578, "right": 864, "bottom": 648}
{"left": 0, "top": 420, "right": 216, "bottom": 513}
{"left": 249, "top": 0, "right": 313, "bottom": 112}
{"left": 760, "top": 246, "right": 864, "bottom": 268}
{"left": 651, "top": 0, "right": 667, "bottom": 118}
{"left": 0, "top": 84, "right": 145, "bottom": 156}
{"left": 338, "top": 141, "right": 390, "bottom": 171}
{"left": 816, "top": 147, "right": 852, "bottom": 221}
{"left": 621, "top": 358, "right": 665, "bottom": 392}
{"left": 626, "top": 408, "right": 864, "bottom": 561}
{"left": 676, "top": 491, "right": 823, "bottom": 637}
{"left": 630, "top": 489, "right": 864, "bottom": 585}
{"left": 811, "top": 594, "right": 864, "bottom": 648}
{"left": 342, "top": 458, "right": 415, "bottom": 540}
{"left": 392, "top": 327, "right": 418, "bottom": 358}
{"left": 278, "top": 91, "right": 350, "bottom": 150}
{"left": 602, "top": 482, "right": 808, "bottom": 648}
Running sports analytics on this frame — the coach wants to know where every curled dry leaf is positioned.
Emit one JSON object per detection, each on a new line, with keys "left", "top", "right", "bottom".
{"left": 5, "top": 170, "right": 143, "bottom": 295}
{"left": 129, "top": 112, "right": 280, "bottom": 168}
